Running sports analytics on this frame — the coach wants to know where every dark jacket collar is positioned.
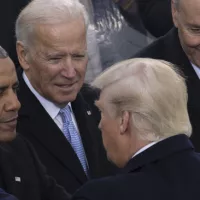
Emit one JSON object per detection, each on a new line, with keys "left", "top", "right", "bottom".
{"left": 17, "top": 70, "right": 101, "bottom": 183}
{"left": 122, "top": 134, "right": 194, "bottom": 173}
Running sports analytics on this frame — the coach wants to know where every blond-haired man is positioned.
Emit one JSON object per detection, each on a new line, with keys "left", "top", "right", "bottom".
{"left": 134, "top": 0, "right": 200, "bottom": 152}
{"left": 72, "top": 58, "right": 200, "bottom": 200}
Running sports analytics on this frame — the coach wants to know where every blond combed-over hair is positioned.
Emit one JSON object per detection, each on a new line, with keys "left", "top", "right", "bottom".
{"left": 92, "top": 58, "right": 192, "bottom": 142}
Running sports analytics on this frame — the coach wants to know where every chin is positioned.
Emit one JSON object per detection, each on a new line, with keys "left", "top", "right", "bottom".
{"left": 0, "top": 132, "right": 17, "bottom": 142}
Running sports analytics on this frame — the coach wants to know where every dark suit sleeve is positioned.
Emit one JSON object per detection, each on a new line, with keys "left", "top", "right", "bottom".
{"left": 71, "top": 180, "right": 104, "bottom": 200}
{"left": 23, "top": 138, "right": 71, "bottom": 200}
{"left": 0, "top": 188, "right": 18, "bottom": 200}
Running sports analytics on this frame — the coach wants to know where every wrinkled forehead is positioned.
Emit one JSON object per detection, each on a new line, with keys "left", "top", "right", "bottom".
{"left": 30, "top": 20, "right": 87, "bottom": 54}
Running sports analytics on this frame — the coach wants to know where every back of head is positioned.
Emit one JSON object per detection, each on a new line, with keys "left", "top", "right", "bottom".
{"left": 92, "top": 58, "right": 192, "bottom": 141}
{"left": 15, "top": 0, "right": 89, "bottom": 47}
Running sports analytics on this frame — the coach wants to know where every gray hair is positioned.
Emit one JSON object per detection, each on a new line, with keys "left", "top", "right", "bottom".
{"left": 0, "top": 46, "right": 8, "bottom": 58}
{"left": 92, "top": 58, "right": 192, "bottom": 142}
{"left": 15, "top": 0, "right": 89, "bottom": 47}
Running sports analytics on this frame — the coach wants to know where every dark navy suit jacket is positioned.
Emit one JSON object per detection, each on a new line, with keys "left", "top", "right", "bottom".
{"left": 0, "top": 189, "right": 18, "bottom": 200}
{"left": 72, "top": 134, "right": 200, "bottom": 200}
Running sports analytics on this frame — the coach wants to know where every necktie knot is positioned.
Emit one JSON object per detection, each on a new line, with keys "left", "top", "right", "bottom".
{"left": 59, "top": 105, "right": 72, "bottom": 125}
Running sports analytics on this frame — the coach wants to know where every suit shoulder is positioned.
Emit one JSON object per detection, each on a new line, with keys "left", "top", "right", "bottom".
{"left": 133, "top": 28, "right": 176, "bottom": 59}
{"left": 73, "top": 173, "right": 161, "bottom": 200}
{"left": 7, "top": 134, "right": 34, "bottom": 157}
{"left": 134, "top": 36, "right": 166, "bottom": 59}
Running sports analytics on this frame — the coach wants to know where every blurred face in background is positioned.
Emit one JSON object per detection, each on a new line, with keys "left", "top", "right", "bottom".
{"left": 17, "top": 17, "right": 88, "bottom": 106}
{"left": 0, "top": 58, "right": 21, "bottom": 141}
{"left": 172, "top": 0, "right": 200, "bottom": 67}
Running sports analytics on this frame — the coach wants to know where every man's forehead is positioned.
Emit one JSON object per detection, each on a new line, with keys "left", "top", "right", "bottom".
{"left": 34, "top": 20, "right": 86, "bottom": 39}
{"left": 0, "top": 57, "right": 13, "bottom": 67}
{"left": 179, "top": 0, "right": 200, "bottom": 13}
{"left": 0, "top": 58, "right": 16, "bottom": 76}
{"left": 33, "top": 34, "right": 87, "bottom": 55}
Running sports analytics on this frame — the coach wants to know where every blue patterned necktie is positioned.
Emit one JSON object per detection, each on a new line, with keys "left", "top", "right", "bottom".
{"left": 59, "top": 105, "right": 88, "bottom": 176}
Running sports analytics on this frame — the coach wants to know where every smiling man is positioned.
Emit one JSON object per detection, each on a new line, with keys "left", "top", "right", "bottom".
{"left": 133, "top": 0, "right": 200, "bottom": 152}
{"left": 16, "top": 0, "right": 114, "bottom": 194}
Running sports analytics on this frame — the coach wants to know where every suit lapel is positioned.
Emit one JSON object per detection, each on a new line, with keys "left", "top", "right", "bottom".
{"left": 122, "top": 134, "right": 194, "bottom": 174}
{"left": 0, "top": 144, "right": 23, "bottom": 198}
{"left": 18, "top": 75, "right": 87, "bottom": 184}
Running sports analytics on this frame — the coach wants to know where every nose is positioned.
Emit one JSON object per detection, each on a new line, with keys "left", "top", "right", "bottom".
{"left": 61, "top": 57, "right": 76, "bottom": 78}
{"left": 5, "top": 90, "right": 21, "bottom": 112}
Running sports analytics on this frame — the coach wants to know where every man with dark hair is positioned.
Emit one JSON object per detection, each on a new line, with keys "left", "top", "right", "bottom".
{"left": 0, "top": 46, "right": 70, "bottom": 200}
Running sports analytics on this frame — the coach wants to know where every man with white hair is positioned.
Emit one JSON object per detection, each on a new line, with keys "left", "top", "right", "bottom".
{"left": 16, "top": 0, "right": 114, "bottom": 194}
{"left": 72, "top": 58, "right": 200, "bottom": 200}
{"left": 134, "top": 0, "right": 200, "bottom": 152}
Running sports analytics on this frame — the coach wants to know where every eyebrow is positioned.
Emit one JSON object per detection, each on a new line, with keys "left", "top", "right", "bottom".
{"left": 187, "top": 23, "right": 200, "bottom": 28}
{"left": 46, "top": 50, "right": 87, "bottom": 57}
{"left": 0, "top": 81, "right": 19, "bottom": 90}
{"left": 0, "top": 85, "right": 8, "bottom": 91}
{"left": 46, "top": 53, "right": 66, "bottom": 58}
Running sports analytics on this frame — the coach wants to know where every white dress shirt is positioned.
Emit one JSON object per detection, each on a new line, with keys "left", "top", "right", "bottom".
{"left": 132, "top": 139, "right": 164, "bottom": 158}
{"left": 22, "top": 72, "right": 79, "bottom": 132}
{"left": 191, "top": 62, "right": 200, "bottom": 79}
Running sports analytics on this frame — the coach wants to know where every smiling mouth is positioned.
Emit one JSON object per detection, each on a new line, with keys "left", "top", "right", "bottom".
{"left": 56, "top": 82, "right": 77, "bottom": 87}
{"left": 1, "top": 117, "right": 18, "bottom": 124}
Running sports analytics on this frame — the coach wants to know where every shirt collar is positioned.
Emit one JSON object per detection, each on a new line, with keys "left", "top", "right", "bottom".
{"left": 23, "top": 72, "right": 72, "bottom": 119}
{"left": 191, "top": 62, "right": 200, "bottom": 79}
{"left": 132, "top": 138, "right": 164, "bottom": 158}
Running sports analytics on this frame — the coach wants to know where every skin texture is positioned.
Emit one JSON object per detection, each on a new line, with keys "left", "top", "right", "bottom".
{"left": 95, "top": 90, "right": 147, "bottom": 168}
{"left": 0, "top": 58, "right": 21, "bottom": 142}
{"left": 17, "top": 17, "right": 88, "bottom": 106}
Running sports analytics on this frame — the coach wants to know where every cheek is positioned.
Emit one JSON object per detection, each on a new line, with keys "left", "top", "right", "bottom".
{"left": 36, "top": 65, "right": 61, "bottom": 85}
{"left": 101, "top": 121, "right": 118, "bottom": 150}
{"left": 0, "top": 104, "right": 4, "bottom": 117}
{"left": 75, "top": 61, "right": 87, "bottom": 78}
{"left": 0, "top": 100, "right": 6, "bottom": 121}
{"left": 180, "top": 31, "right": 200, "bottom": 47}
